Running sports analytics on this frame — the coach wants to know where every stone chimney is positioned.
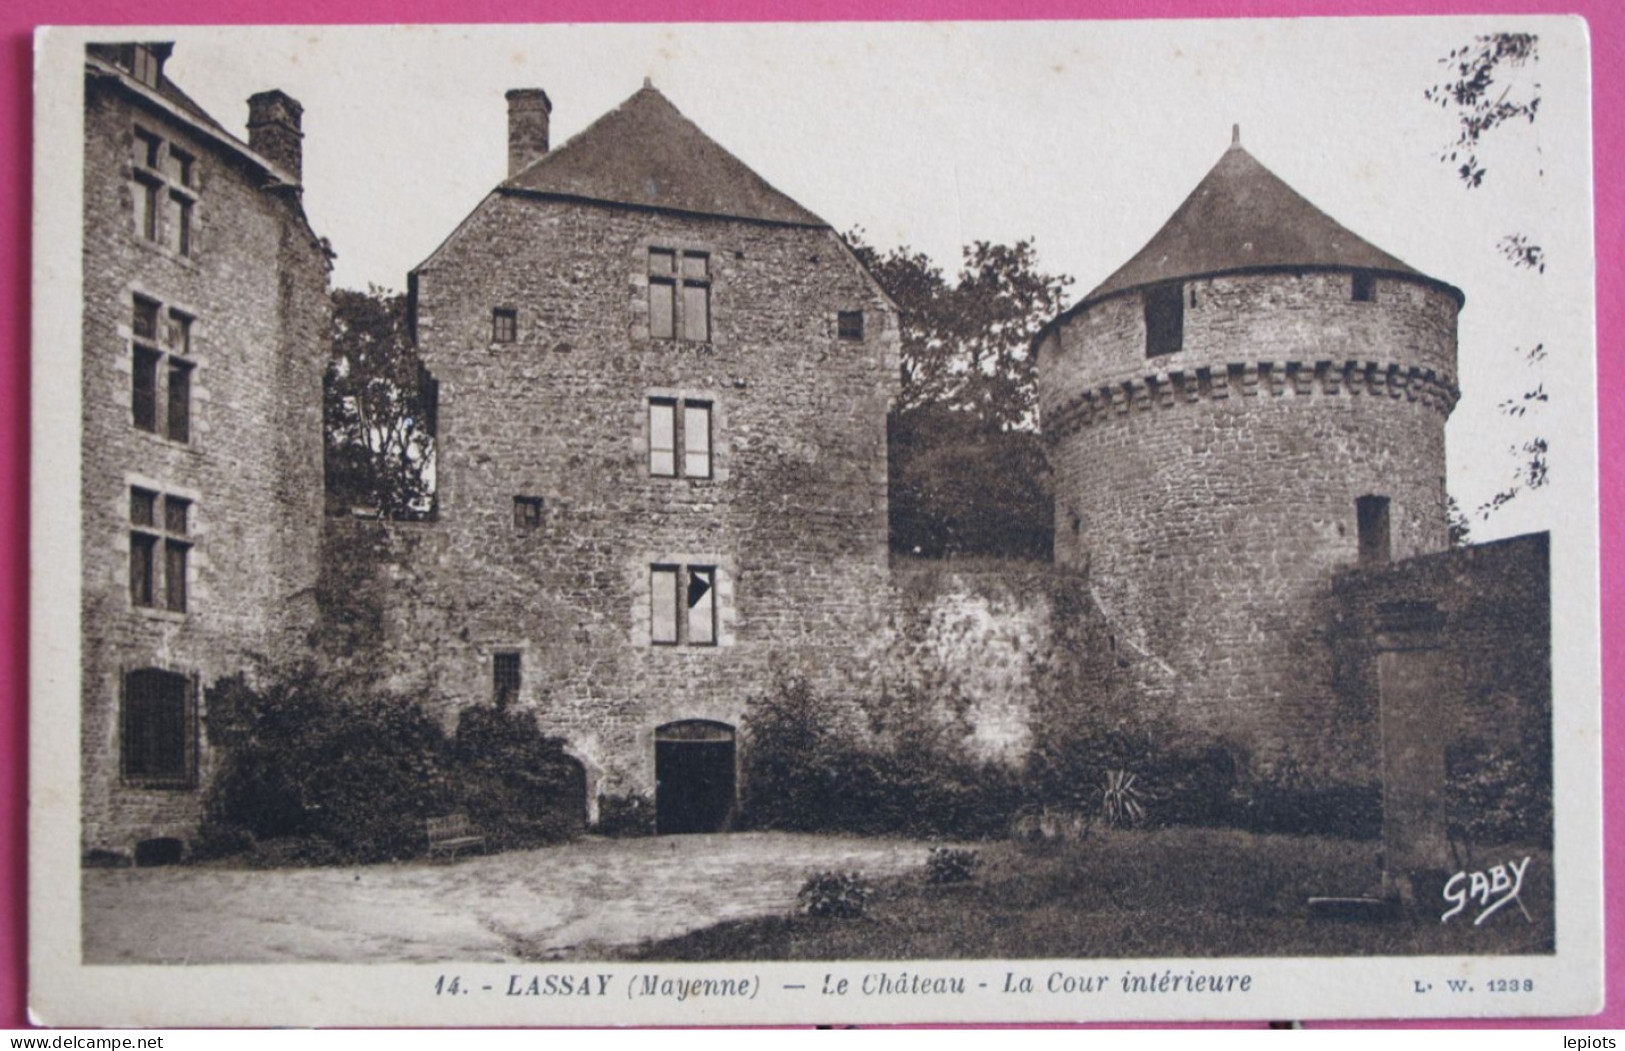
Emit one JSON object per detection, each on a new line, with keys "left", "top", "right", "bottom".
{"left": 247, "top": 90, "right": 305, "bottom": 183}
{"left": 506, "top": 88, "right": 553, "bottom": 178}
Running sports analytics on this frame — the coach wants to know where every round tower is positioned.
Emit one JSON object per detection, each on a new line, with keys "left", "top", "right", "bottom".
{"left": 1035, "top": 132, "right": 1462, "bottom": 783}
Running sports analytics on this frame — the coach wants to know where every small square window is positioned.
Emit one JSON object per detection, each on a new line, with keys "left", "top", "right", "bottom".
{"left": 1352, "top": 271, "right": 1376, "bottom": 302}
{"left": 513, "top": 495, "right": 544, "bottom": 529}
{"left": 166, "top": 311, "right": 191, "bottom": 354}
{"left": 132, "top": 297, "right": 161, "bottom": 341}
{"left": 492, "top": 308, "right": 517, "bottom": 343}
{"left": 837, "top": 311, "right": 864, "bottom": 341}
{"left": 133, "top": 128, "right": 162, "bottom": 170}
{"left": 163, "top": 496, "right": 189, "bottom": 535}
{"left": 167, "top": 147, "right": 194, "bottom": 187}
{"left": 130, "top": 487, "right": 158, "bottom": 527}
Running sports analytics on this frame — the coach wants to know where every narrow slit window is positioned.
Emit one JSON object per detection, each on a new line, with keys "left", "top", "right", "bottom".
{"left": 650, "top": 565, "right": 680, "bottom": 644}
{"left": 683, "top": 401, "right": 712, "bottom": 478}
{"left": 164, "top": 540, "right": 189, "bottom": 612}
{"left": 136, "top": 176, "right": 161, "bottom": 241}
{"left": 166, "top": 360, "right": 192, "bottom": 443}
{"left": 1357, "top": 495, "right": 1391, "bottom": 566}
{"left": 130, "top": 533, "right": 157, "bottom": 607}
{"left": 681, "top": 252, "right": 710, "bottom": 343}
{"left": 171, "top": 192, "right": 193, "bottom": 256}
{"left": 132, "top": 346, "right": 161, "bottom": 432}
{"left": 648, "top": 399, "right": 677, "bottom": 477}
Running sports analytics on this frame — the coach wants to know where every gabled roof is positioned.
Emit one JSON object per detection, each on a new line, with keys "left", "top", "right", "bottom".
{"left": 1079, "top": 137, "right": 1460, "bottom": 307}
{"left": 502, "top": 83, "right": 827, "bottom": 228}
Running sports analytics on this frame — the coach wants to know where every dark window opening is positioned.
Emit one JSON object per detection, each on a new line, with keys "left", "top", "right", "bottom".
{"left": 1145, "top": 285, "right": 1184, "bottom": 357}
{"left": 130, "top": 533, "right": 156, "bottom": 607}
{"left": 132, "top": 346, "right": 160, "bottom": 432}
{"left": 493, "top": 651, "right": 522, "bottom": 706}
{"left": 132, "top": 296, "right": 161, "bottom": 340}
{"left": 1352, "top": 271, "right": 1376, "bottom": 302}
{"left": 122, "top": 668, "right": 195, "bottom": 787}
{"left": 491, "top": 307, "right": 517, "bottom": 343}
{"left": 134, "top": 837, "right": 184, "bottom": 866}
{"left": 133, "top": 127, "right": 162, "bottom": 170}
{"left": 171, "top": 192, "right": 192, "bottom": 256}
{"left": 513, "top": 495, "right": 544, "bottom": 529}
{"left": 1357, "top": 495, "right": 1392, "bottom": 566}
{"left": 164, "top": 540, "right": 189, "bottom": 612}
{"left": 166, "top": 360, "right": 192, "bottom": 443}
{"left": 136, "top": 176, "right": 161, "bottom": 241}
{"left": 1189, "top": 287, "right": 1199, "bottom": 308}
{"left": 838, "top": 310, "right": 864, "bottom": 341}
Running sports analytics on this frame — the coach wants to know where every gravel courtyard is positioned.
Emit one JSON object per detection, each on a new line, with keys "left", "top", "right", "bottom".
{"left": 82, "top": 832, "right": 938, "bottom": 964}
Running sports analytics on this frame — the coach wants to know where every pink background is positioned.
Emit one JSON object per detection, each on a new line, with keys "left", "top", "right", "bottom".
{"left": 0, "top": 0, "right": 1616, "bottom": 1031}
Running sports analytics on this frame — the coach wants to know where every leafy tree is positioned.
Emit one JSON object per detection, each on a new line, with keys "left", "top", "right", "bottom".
{"left": 1425, "top": 33, "right": 1548, "bottom": 521}
{"left": 846, "top": 230, "right": 1072, "bottom": 557}
{"left": 325, "top": 286, "right": 437, "bottom": 518}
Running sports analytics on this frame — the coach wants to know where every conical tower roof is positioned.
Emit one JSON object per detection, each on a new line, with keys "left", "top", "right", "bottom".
{"left": 503, "top": 83, "right": 827, "bottom": 228}
{"left": 1080, "top": 133, "right": 1460, "bottom": 307}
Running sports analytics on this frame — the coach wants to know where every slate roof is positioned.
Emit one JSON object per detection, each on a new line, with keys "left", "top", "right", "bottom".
{"left": 1079, "top": 137, "right": 1459, "bottom": 307}
{"left": 503, "top": 83, "right": 827, "bottom": 227}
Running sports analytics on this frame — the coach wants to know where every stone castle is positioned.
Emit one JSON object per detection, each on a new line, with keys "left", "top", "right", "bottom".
{"left": 80, "top": 44, "right": 1550, "bottom": 858}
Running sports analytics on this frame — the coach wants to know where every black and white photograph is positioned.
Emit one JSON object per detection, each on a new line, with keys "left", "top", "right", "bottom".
{"left": 28, "top": 17, "right": 1602, "bottom": 1026}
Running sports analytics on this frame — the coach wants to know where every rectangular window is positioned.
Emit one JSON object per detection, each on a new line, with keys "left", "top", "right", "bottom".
{"left": 648, "top": 398, "right": 677, "bottom": 477}
{"left": 167, "top": 147, "right": 194, "bottom": 187}
{"left": 130, "top": 533, "right": 156, "bottom": 608}
{"left": 681, "top": 252, "right": 710, "bottom": 342}
{"left": 648, "top": 248, "right": 711, "bottom": 342}
{"left": 136, "top": 176, "right": 161, "bottom": 241}
{"left": 492, "top": 307, "right": 517, "bottom": 343}
{"left": 1145, "top": 285, "right": 1184, "bottom": 357}
{"left": 131, "top": 297, "right": 194, "bottom": 443}
{"left": 130, "top": 486, "right": 193, "bottom": 613}
{"left": 513, "top": 495, "right": 544, "bottom": 529}
{"left": 133, "top": 127, "right": 162, "bottom": 170}
{"left": 132, "top": 296, "right": 161, "bottom": 340}
{"left": 131, "top": 46, "right": 162, "bottom": 89}
{"left": 493, "top": 652, "right": 522, "bottom": 705}
{"left": 1352, "top": 271, "right": 1376, "bottom": 302}
{"left": 166, "top": 360, "right": 192, "bottom": 443}
{"left": 683, "top": 401, "right": 712, "bottom": 478}
{"left": 838, "top": 310, "right": 864, "bottom": 341}
{"left": 1357, "top": 495, "right": 1392, "bottom": 566}
{"left": 171, "top": 192, "right": 193, "bottom": 256}
{"left": 687, "top": 566, "right": 716, "bottom": 646}
{"left": 122, "top": 668, "right": 195, "bottom": 786}
{"left": 649, "top": 397, "right": 712, "bottom": 478}
{"left": 164, "top": 540, "right": 189, "bottom": 612}
{"left": 650, "top": 565, "right": 680, "bottom": 645}
{"left": 132, "top": 346, "right": 161, "bottom": 432}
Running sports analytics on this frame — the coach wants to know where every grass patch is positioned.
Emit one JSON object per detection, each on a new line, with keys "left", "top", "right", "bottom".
{"left": 619, "top": 827, "right": 1553, "bottom": 961}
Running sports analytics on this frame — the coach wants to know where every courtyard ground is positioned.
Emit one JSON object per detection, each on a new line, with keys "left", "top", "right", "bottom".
{"left": 82, "top": 832, "right": 941, "bottom": 964}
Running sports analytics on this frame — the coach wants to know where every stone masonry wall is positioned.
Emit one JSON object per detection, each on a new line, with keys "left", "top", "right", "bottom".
{"left": 364, "top": 193, "right": 899, "bottom": 806}
{"left": 81, "top": 72, "right": 329, "bottom": 854}
{"left": 1329, "top": 532, "right": 1551, "bottom": 771}
{"left": 1037, "top": 271, "right": 1459, "bottom": 785}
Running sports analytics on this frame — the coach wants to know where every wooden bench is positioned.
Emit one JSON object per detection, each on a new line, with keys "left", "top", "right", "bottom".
{"left": 425, "top": 813, "right": 485, "bottom": 858}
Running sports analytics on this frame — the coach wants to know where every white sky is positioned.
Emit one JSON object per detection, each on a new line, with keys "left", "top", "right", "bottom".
{"left": 154, "top": 18, "right": 1594, "bottom": 541}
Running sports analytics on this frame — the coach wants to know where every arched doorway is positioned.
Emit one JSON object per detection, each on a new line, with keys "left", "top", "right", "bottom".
{"left": 655, "top": 720, "right": 736, "bottom": 834}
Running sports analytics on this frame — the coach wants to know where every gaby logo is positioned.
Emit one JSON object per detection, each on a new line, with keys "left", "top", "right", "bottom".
{"left": 1440, "top": 856, "right": 1533, "bottom": 925}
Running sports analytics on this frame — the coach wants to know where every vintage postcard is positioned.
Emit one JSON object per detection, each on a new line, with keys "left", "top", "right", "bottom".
{"left": 29, "top": 17, "right": 1602, "bottom": 1026}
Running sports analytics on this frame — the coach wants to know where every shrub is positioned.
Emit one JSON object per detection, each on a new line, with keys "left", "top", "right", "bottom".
{"left": 797, "top": 871, "right": 872, "bottom": 918}
{"left": 452, "top": 703, "right": 584, "bottom": 850}
{"left": 204, "top": 670, "right": 584, "bottom": 864}
{"left": 740, "top": 677, "right": 1023, "bottom": 839}
{"left": 1446, "top": 742, "right": 1552, "bottom": 847}
{"left": 1233, "top": 759, "right": 1381, "bottom": 840}
{"left": 924, "top": 847, "right": 980, "bottom": 884}
{"left": 595, "top": 792, "right": 656, "bottom": 837}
